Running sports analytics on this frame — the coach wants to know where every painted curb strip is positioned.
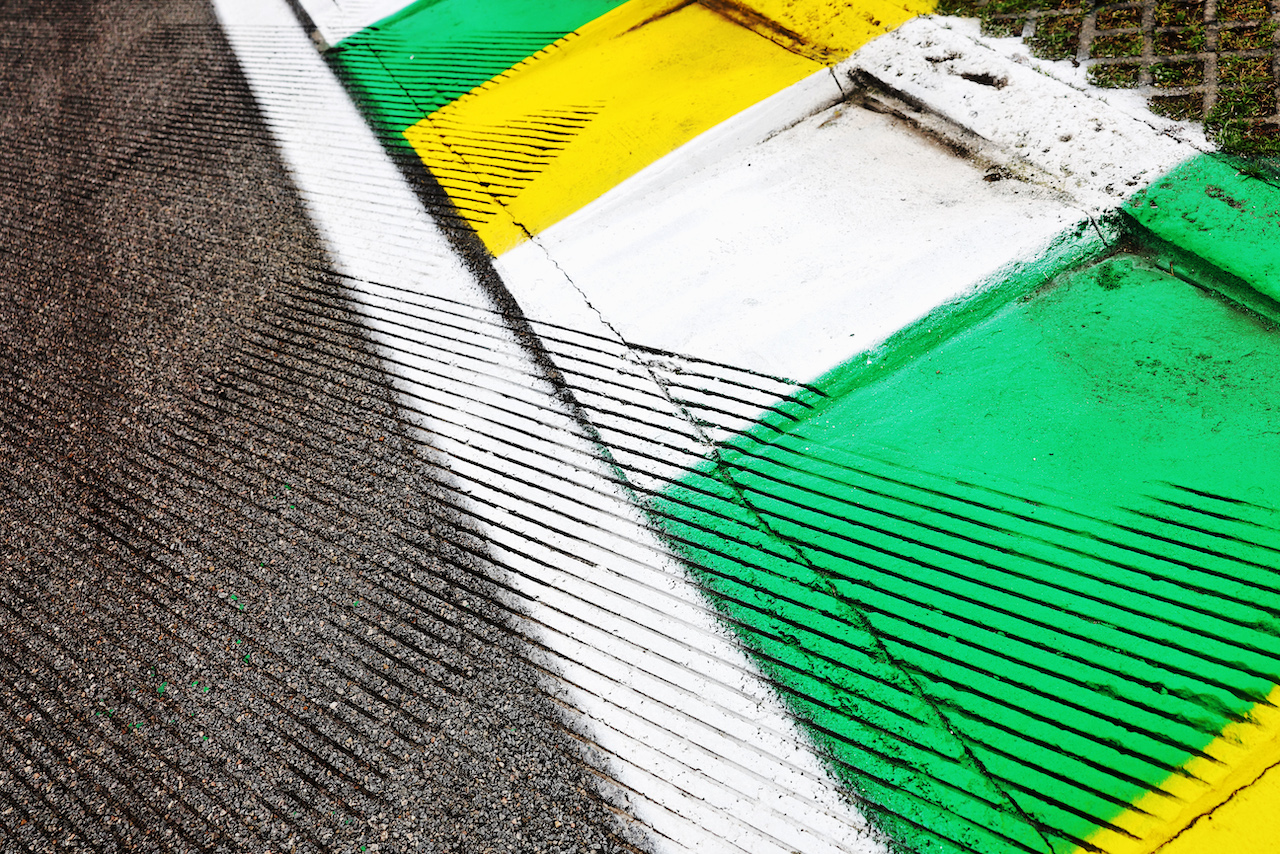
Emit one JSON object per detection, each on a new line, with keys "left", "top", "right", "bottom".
{"left": 327, "top": 0, "right": 628, "bottom": 135}
{"left": 494, "top": 64, "right": 1081, "bottom": 384}
{"left": 329, "top": 0, "right": 930, "bottom": 255}
{"left": 1159, "top": 752, "right": 1280, "bottom": 854}
{"left": 225, "top": 1, "right": 1280, "bottom": 851}
{"left": 212, "top": 0, "right": 890, "bottom": 851}
{"left": 654, "top": 188, "right": 1280, "bottom": 854}
{"left": 490, "top": 12, "right": 1212, "bottom": 392}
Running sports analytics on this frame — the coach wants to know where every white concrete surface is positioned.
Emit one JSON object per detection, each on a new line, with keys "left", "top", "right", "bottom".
{"left": 497, "top": 14, "right": 1209, "bottom": 388}
{"left": 499, "top": 70, "right": 1080, "bottom": 385}
{"left": 846, "top": 16, "right": 1208, "bottom": 212}
{"left": 296, "top": 0, "right": 413, "bottom": 46}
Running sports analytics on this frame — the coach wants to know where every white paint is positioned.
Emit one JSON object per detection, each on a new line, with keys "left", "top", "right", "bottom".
{"left": 497, "top": 14, "right": 1211, "bottom": 387}
{"left": 844, "top": 16, "right": 1208, "bottom": 213}
{"left": 970, "top": 19, "right": 1209, "bottom": 151}
{"left": 295, "top": 0, "right": 412, "bottom": 46}
{"left": 211, "top": 1, "right": 889, "bottom": 852}
{"left": 499, "top": 67, "right": 1079, "bottom": 385}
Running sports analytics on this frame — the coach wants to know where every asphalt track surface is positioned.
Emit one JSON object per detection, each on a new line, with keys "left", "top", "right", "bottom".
{"left": 0, "top": 2, "right": 641, "bottom": 852}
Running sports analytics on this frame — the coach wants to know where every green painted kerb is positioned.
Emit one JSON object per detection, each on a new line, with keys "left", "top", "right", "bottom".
{"left": 326, "top": 0, "right": 627, "bottom": 145}
{"left": 654, "top": 154, "right": 1280, "bottom": 854}
{"left": 1125, "top": 154, "right": 1280, "bottom": 317}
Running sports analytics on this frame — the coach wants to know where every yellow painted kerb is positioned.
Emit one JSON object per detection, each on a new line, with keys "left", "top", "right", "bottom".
{"left": 404, "top": 0, "right": 928, "bottom": 254}
{"left": 1159, "top": 759, "right": 1280, "bottom": 853}
{"left": 1079, "top": 684, "right": 1280, "bottom": 854}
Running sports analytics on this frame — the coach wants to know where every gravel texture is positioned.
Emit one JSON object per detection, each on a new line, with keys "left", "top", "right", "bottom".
{"left": 0, "top": 2, "right": 644, "bottom": 852}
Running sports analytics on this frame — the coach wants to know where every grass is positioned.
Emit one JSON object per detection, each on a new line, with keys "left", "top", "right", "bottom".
{"left": 1152, "top": 59, "right": 1204, "bottom": 86}
{"left": 1089, "top": 61, "right": 1143, "bottom": 85}
{"left": 1096, "top": 5, "right": 1142, "bottom": 28}
{"left": 1092, "top": 32, "right": 1143, "bottom": 56}
{"left": 939, "top": 0, "right": 1278, "bottom": 155}
{"left": 1218, "top": 0, "right": 1269, "bottom": 20}
{"left": 1151, "top": 93, "right": 1204, "bottom": 119}
{"left": 1154, "top": 24, "right": 1206, "bottom": 53}
{"left": 1028, "top": 13, "right": 1084, "bottom": 58}
{"left": 1220, "top": 55, "right": 1274, "bottom": 86}
{"left": 1153, "top": 0, "right": 1205, "bottom": 27}
{"left": 1220, "top": 22, "right": 1277, "bottom": 51}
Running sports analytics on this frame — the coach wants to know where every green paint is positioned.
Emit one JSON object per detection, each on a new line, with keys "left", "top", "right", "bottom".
{"left": 1125, "top": 153, "right": 1280, "bottom": 311}
{"left": 328, "top": 0, "right": 627, "bottom": 146}
{"left": 657, "top": 157, "right": 1280, "bottom": 854}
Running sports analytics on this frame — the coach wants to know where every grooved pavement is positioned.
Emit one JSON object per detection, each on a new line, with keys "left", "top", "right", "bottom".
{"left": 0, "top": 2, "right": 641, "bottom": 852}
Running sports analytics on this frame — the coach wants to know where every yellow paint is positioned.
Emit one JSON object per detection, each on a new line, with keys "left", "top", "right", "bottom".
{"left": 1159, "top": 760, "right": 1280, "bottom": 854}
{"left": 1078, "top": 685, "right": 1280, "bottom": 854}
{"left": 706, "top": 0, "right": 930, "bottom": 63}
{"left": 403, "top": 0, "right": 926, "bottom": 255}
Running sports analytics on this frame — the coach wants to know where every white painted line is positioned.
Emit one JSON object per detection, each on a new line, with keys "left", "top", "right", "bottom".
{"left": 210, "top": 1, "right": 889, "bottom": 852}
{"left": 296, "top": 0, "right": 413, "bottom": 46}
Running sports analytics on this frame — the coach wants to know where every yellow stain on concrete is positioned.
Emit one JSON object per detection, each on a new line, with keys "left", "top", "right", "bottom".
{"left": 403, "top": 0, "right": 925, "bottom": 255}
{"left": 1080, "top": 684, "right": 1280, "bottom": 854}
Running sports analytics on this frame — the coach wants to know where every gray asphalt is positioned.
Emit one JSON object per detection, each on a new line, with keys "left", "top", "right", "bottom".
{"left": 0, "top": 2, "right": 642, "bottom": 852}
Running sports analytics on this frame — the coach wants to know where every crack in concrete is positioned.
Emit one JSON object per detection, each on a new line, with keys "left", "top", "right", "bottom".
{"left": 1154, "top": 756, "right": 1280, "bottom": 852}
